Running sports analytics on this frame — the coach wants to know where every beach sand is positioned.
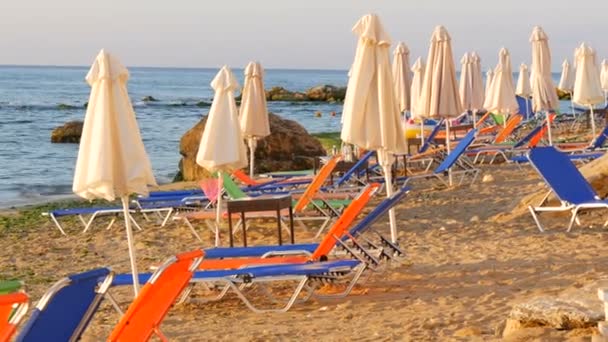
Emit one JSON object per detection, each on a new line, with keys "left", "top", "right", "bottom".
{"left": 1, "top": 163, "right": 606, "bottom": 340}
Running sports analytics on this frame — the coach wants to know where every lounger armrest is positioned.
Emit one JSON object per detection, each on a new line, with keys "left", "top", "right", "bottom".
{"left": 260, "top": 250, "right": 313, "bottom": 258}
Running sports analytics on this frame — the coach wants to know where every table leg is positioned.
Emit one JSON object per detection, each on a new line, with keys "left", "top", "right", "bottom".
{"left": 241, "top": 212, "right": 247, "bottom": 247}
{"left": 228, "top": 212, "right": 233, "bottom": 247}
{"left": 289, "top": 206, "right": 294, "bottom": 244}
{"left": 277, "top": 209, "right": 282, "bottom": 245}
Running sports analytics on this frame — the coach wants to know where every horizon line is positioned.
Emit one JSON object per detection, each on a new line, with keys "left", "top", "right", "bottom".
{"left": 0, "top": 63, "right": 349, "bottom": 72}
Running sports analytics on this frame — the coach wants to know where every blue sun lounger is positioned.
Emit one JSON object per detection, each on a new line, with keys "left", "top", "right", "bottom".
{"left": 15, "top": 268, "right": 114, "bottom": 342}
{"left": 201, "top": 184, "right": 410, "bottom": 260}
{"left": 112, "top": 258, "right": 364, "bottom": 313}
{"left": 402, "top": 128, "right": 480, "bottom": 187}
{"left": 419, "top": 119, "right": 445, "bottom": 153}
{"left": 526, "top": 146, "right": 608, "bottom": 232}
{"left": 42, "top": 200, "right": 184, "bottom": 235}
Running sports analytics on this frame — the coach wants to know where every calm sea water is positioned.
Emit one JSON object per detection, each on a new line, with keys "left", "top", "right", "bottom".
{"left": 0, "top": 66, "right": 568, "bottom": 207}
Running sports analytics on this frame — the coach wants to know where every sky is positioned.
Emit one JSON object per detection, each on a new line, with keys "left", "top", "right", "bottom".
{"left": 1, "top": 0, "right": 607, "bottom": 71}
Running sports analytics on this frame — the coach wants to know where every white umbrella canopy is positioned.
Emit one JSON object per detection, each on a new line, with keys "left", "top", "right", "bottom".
{"left": 601, "top": 59, "right": 608, "bottom": 106}
{"left": 483, "top": 48, "right": 519, "bottom": 120}
{"left": 469, "top": 52, "right": 485, "bottom": 112}
{"left": 392, "top": 42, "right": 412, "bottom": 113}
{"left": 459, "top": 52, "right": 473, "bottom": 112}
{"left": 410, "top": 57, "right": 426, "bottom": 140}
{"left": 73, "top": 49, "right": 157, "bottom": 296}
{"left": 341, "top": 13, "right": 406, "bottom": 243}
{"left": 484, "top": 69, "right": 495, "bottom": 102}
{"left": 416, "top": 25, "right": 463, "bottom": 185}
{"left": 239, "top": 61, "right": 270, "bottom": 177}
{"left": 558, "top": 59, "right": 575, "bottom": 92}
{"left": 197, "top": 66, "right": 247, "bottom": 245}
{"left": 516, "top": 63, "right": 532, "bottom": 97}
{"left": 530, "top": 26, "right": 559, "bottom": 145}
{"left": 516, "top": 63, "right": 532, "bottom": 119}
{"left": 573, "top": 43, "right": 604, "bottom": 137}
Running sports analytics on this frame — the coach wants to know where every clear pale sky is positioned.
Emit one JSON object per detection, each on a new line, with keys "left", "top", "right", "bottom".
{"left": 1, "top": 0, "right": 606, "bottom": 71}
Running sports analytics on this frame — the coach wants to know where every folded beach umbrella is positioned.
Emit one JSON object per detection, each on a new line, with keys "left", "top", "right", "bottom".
{"left": 410, "top": 57, "right": 426, "bottom": 139}
{"left": 558, "top": 59, "right": 576, "bottom": 116}
{"left": 239, "top": 61, "right": 270, "bottom": 178}
{"left": 392, "top": 42, "right": 412, "bottom": 113}
{"left": 341, "top": 13, "right": 407, "bottom": 242}
{"left": 73, "top": 49, "right": 157, "bottom": 296}
{"left": 516, "top": 63, "right": 532, "bottom": 119}
{"left": 417, "top": 25, "right": 463, "bottom": 185}
{"left": 459, "top": 53, "right": 473, "bottom": 114}
{"left": 530, "top": 26, "right": 559, "bottom": 145}
{"left": 483, "top": 48, "right": 519, "bottom": 126}
{"left": 197, "top": 66, "right": 247, "bottom": 246}
{"left": 601, "top": 59, "right": 608, "bottom": 106}
{"left": 469, "top": 52, "right": 485, "bottom": 122}
{"left": 573, "top": 43, "right": 604, "bottom": 137}
{"left": 484, "top": 69, "right": 495, "bottom": 103}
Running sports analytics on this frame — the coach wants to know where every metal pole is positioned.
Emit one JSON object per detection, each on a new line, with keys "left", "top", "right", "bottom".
{"left": 215, "top": 171, "right": 222, "bottom": 246}
{"left": 445, "top": 120, "right": 453, "bottom": 186}
{"left": 121, "top": 196, "right": 140, "bottom": 297}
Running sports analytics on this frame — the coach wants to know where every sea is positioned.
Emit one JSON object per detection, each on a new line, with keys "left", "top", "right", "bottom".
{"left": 0, "top": 66, "right": 569, "bottom": 207}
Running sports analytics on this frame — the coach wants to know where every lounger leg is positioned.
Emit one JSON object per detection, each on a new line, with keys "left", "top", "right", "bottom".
{"left": 313, "top": 265, "right": 367, "bottom": 300}
{"left": 182, "top": 218, "right": 203, "bottom": 242}
{"left": 227, "top": 277, "right": 309, "bottom": 313}
{"left": 160, "top": 208, "right": 173, "bottom": 227}
{"left": 568, "top": 208, "right": 581, "bottom": 232}
{"left": 83, "top": 213, "right": 99, "bottom": 233}
{"left": 49, "top": 213, "right": 67, "bottom": 235}
{"left": 528, "top": 206, "right": 545, "bottom": 232}
{"left": 153, "top": 327, "right": 169, "bottom": 342}
{"left": 78, "top": 215, "right": 88, "bottom": 228}
{"left": 130, "top": 215, "right": 143, "bottom": 231}
{"left": 105, "top": 216, "right": 117, "bottom": 230}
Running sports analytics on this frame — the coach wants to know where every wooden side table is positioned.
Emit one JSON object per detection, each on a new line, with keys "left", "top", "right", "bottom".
{"left": 226, "top": 195, "right": 294, "bottom": 247}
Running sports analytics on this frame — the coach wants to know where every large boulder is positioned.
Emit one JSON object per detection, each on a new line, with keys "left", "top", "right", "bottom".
{"left": 176, "top": 113, "right": 325, "bottom": 181}
{"left": 305, "top": 85, "right": 346, "bottom": 102}
{"left": 265, "top": 87, "right": 307, "bottom": 101}
{"left": 51, "top": 121, "right": 83, "bottom": 143}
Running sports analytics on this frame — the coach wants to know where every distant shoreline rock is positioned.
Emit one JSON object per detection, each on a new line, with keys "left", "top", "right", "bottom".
{"left": 264, "top": 84, "right": 346, "bottom": 102}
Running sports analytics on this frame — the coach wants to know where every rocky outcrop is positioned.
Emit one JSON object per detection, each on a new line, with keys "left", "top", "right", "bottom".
{"left": 51, "top": 121, "right": 83, "bottom": 143}
{"left": 265, "top": 87, "right": 307, "bottom": 101}
{"left": 305, "top": 85, "right": 346, "bottom": 102}
{"left": 175, "top": 113, "right": 325, "bottom": 181}
{"left": 502, "top": 281, "right": 606, "bottom": 337}
{"left": 142, "top": 96, "right": 159, "bottom": 102}
{"left": 556, "top": 88, "right": 572, "bottom": 100}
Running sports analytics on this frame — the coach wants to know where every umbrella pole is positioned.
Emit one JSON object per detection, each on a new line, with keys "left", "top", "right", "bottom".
{"left": 546, "top": 111, "right": 553, "bottom": 146}
{"left": 248, "top": 138, "right": 256, "bottom": 178}
{"left": 445, "top": 120, "right": 453, "bottom": 186}
{"left": 215, "top": 171, "right": 222, "bottom": 247}
{"left": 121, "top": 196, "right": 140, "bottom": 297}
{"left": 378, "top": 150, "right": 398, "bottom": 243}
{"left": 590, "top": 105, "right": 597, "bottom": 138}
{"left": 420, "top": 121, "right": 425, "bottom": 146}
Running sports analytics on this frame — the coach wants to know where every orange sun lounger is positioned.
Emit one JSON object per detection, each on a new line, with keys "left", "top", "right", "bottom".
{"left": 0, "top": 292, "right": 29, "bottom": 342}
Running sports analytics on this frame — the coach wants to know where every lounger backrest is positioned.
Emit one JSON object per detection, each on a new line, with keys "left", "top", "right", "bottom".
{"left": 108, "top": 250, "right": 204, "bottom": 342}
{"left": 591, "top": 124, "right": 608, "bottom": 149}
{"left": 347, "top": 185, "right": 410, "bottom": 238}
{"left": 419, "top": 119, "right": 445, "bottom": 153}
{"left": 0, "top": 292, "right": 28, "bottom": 342}
{"left": 434, "top": 128, "right": 477, "bottom": 174}
{"left": 232, "top": 169, "right": 257, "bottom": 186}
{"left": 528, "top": 147, "right": 599, "bottom": 204}
{"left": 528, "top": 113, "right": 556, "bottom": 148}
{"left": 513, "top": 124, "right": 543, "bottom": 149}
{"left": 0, "top": 280, "right": 22, "bottom": 295}
{"left": 335, "top": 151, "right": 374, "bottom": 186}
{"left": 221, "top": 173, "right": 248, "bottom": 199}
{"left": 494, "top": 114, "right": 523, "bottom": 144}
{"left": 16, "top": 268, "right": 112, "bottom": 342}
{"left": 292, "top": 156, "right": 341, "bottom": 213}
{"left": 516, "top": 95, "right": 533, "bottom": 120}
{"left": 490, "top": 113, "right": 506, "bottom": 126}
{"left": 311, "top": 183, "right": 380, "bottom": 260}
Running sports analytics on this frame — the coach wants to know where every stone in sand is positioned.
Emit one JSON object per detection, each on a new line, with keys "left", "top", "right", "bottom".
{"left": 176, "top": 112, "right": 325, "bottom": 181}
{"left": 50, "top": 120, "right": 84, "bottom": 143}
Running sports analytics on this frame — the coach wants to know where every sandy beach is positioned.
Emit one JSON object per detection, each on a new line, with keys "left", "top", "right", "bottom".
{"left": 1, "top": 161, "right": 606, "bottom": 341}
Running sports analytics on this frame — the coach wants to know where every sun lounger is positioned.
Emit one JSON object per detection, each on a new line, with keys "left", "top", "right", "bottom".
{"left": 201, "top": 184, "right": 410, "bottom": 260}
{"left": 42, "top": 202, "right": 178, "bottom": 236}
{"left": 402, "top": 128, "right": 480, "bottom": 187}
{"left": 15, "top": 268, "right": 114, "bottom": 342}
{"left": 526, "top": 146, "right": 608, "bottom": 232}
{"left": 107, "top": 250, "right": 205, "bottom": 341}
{"left": 113, "top": 258, "right": 365, "bottom": 313}
{"left": 0, "top": 292, "right": 28, "bottom": 342}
